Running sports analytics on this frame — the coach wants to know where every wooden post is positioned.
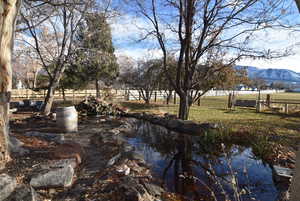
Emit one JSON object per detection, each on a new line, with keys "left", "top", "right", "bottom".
{"left": 173, "top": 91, "right": 176, "bottom": 104}
{"left": 138, "top": 91, "right": 141, "bottom": 101}
{"left": 256, "top": 101, "right": 262, "bottom": 113}
{"left": 166, "top": 93, "right": 169, "bottom": 105}
{"left": 197, "top": 96, "right": 201, "bottom": 106}
{"left": 266, "top": 94, "right": 271, "bottom": 107}
{"left": 26, "top": 89, "right": 29, "bottom": 99}
{"left": 72, "top": 89, "right": 75, "bottom": 104}
{"left": 228, "top": 93, "right": 232, "bottom": 109}
{"left": 127, "top": 90, "right": 130, "bottom": 101}
{"left": 154, "top": 91, "right": 157, "bottom": 102}
{"left": 285, "top": 103, "right": 289, "bottom": 114}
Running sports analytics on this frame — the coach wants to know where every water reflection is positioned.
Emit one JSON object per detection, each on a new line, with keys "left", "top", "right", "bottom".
{"left": 127, "top": 120, "right": 279, "bottom": 201}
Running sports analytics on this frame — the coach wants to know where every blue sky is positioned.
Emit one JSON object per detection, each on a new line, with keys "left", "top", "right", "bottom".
{"left": 110, "top": 0, "right": 300, "bottom": 72}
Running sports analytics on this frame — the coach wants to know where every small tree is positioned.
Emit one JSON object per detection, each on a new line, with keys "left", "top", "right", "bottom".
{"left": 121, "top": 59, "right": 161, "bottom": 104}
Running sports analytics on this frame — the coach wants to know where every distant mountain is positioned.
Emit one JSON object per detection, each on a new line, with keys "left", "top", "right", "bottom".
{"left": 236, "top": 65, "right": 300, "bottom": 83}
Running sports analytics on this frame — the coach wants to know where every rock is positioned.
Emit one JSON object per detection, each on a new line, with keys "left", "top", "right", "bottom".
{"left": 8, "top": 136, "right": 29, "bottom": 156}
{"left": 167, "top": 119, "right": 184, "bottom": 130}
{"left": 122, "top": 151, "right": 145, "bottom": 162}
{"left": 142, "top": 183, "right": 164, "bottom": 197}
{"left": 107, "top": 153, "right": 122, "bottom": 167}
{"left": 122, "top": 143, "right": 135, "bottom": 152}
{"left": 0, "top": 174, "right": 17, "bottom": 201}
{"left": 30, "top": 165, "right": 75, "bottom": 188}
{"left": 199, "top": 122, "right": 219, "bottom": 129}
{"left": 273, "top": 165, "right": 293, "bottom": 183}
{"left": 40, "top": 159, "right": 77, "bottom": 169}
{"left": 116, "top": 164, "right": 131, "bottom": 176}
{"left": 4, "top": 185, "right": 39, "bottom": 201}
{"left": 179, "top": 121, "right": 204, "bottom": 134}
{"left": 118, "top": 177, "right": 158, "bottom": 201}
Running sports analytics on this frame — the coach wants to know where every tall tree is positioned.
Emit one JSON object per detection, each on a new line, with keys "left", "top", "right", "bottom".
{"left": 128, "top": 0, "right": 295, "bottom": 120}
{"left": 75, "top": 12, "right": 119, "bottom": 98}
{"left": 0, "top": 0, "right": 22, "bottom": 169}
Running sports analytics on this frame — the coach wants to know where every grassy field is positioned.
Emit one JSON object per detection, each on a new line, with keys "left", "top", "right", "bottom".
{"left": 120, "top": 92, "right": 300, "bottom": 145}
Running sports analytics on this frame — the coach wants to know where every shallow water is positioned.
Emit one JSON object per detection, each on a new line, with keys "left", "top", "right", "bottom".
{"left": 126, "top": 120, "right": 281, "bottom": 201}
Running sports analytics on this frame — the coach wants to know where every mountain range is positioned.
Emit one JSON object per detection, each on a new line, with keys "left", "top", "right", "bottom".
{"left": 236, "top": 66, "right": 300, "bottom": 84}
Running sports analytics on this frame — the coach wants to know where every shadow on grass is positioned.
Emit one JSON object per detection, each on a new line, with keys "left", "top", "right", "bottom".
{"left": 120, "top": 101, "right": 163, "bottom": 110}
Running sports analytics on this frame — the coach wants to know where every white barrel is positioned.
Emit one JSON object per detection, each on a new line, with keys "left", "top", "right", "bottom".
{"left": 56, "top": 106, "right": 78, "bottom": 132}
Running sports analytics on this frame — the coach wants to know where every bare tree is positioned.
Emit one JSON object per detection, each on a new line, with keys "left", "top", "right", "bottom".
{"left": 121, "top": 58, "right": 161, "bottom": 104}
{"left": 20, "top": 0, "right": 92, "bottom": 115}
{"left": 127, "top": 0, "right": 294, "bottom": 119}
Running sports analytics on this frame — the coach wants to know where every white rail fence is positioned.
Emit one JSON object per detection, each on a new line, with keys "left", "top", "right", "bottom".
{"left": 11, "top": 89, "right": 285, "bottom": 102}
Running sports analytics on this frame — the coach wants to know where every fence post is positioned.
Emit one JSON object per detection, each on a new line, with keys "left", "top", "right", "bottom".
{"left": 228, "top": 93, "right": 232, "bottom": 109}
{"left": 266, "top": 94, "right": 271, "bottom": 107}
{"left": 154, "top": 91, "right": 157, "bottom": 102}
{"left": 26, "top": 89, "right": 29, "bottom": 99}
{"left": 72, "top": 89, "right": 75, "bottom": 103}
{"left": 285, "top": 103, "right": 289, "bottom": 114}
{"left": 166, "top": 93, "right": 169, "bottom": 105}
{"left": 173, "top": 91, "right": 176, "bottom": 104}
{"left": 138, "top": 91, "right": 141, "bottom": 101}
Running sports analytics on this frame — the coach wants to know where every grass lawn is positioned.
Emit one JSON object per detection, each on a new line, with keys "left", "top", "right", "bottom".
{"left": 120, "top": 92, "right": 300, "bottom": 146}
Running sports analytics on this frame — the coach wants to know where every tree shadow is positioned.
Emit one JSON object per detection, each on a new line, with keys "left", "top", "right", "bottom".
{"left": 120, "top": 101, "right": 164, "bottom": 110}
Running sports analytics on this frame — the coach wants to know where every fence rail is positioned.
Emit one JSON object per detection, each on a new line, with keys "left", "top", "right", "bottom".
{"left": 11, "top": 89, "right": 285, "bottom": 102}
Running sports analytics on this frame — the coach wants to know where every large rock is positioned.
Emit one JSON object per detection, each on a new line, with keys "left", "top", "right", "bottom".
{"left": 119, "top": 177, "right": 156, "bottom": 201}
{"left": 0, "top": 174, "right": 17, "bottom": 201}
{"left": 167, "top": 119, "right": 184, "bottom": 130}
{"left": 178, "top": 120, "right": 204, "bottom": 134}
{"left": 4, "top": 185, "right": 39, "bottom": 201}
{"left": 30, "top": 165, "right": 74, "bottom": 188}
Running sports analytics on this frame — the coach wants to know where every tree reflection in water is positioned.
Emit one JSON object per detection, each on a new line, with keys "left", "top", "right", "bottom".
{"left": 127, "top": 120, "right": 279, "bottom": 201}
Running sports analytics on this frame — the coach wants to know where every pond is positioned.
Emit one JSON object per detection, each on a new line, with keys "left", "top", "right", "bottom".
{"left": 125, "top": 119, "right": 285, "bottom": 201}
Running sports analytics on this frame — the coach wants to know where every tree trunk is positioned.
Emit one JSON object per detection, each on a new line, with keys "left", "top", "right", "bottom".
{"left": 62, "top": 86, "right": 66, "bottom": 102}
{"left": 166, "top": 90, "right": 173, "bottom": 105}
{"left": 43, "top": 84, "right": 56, "bottom": 115}
{"left": 178, "top": 93, "right": 192, "bottom": 120}
{"left": 0, "top": 0, "right": 22, "bottom": 169}
{"left": 95, "top": 79, "right": 100, "bottom": 98}
{"left": 42, "top": 68, "right": 65, "bottom": 115}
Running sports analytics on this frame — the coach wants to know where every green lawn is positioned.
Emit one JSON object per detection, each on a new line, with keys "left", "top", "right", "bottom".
{"left": 120, "top": 92, "right": 300, "bottom": 145}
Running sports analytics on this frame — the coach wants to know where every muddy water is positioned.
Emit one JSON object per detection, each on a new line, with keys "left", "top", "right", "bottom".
{"left": 125, "top": 120, "right": 282, "bottom": 201}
